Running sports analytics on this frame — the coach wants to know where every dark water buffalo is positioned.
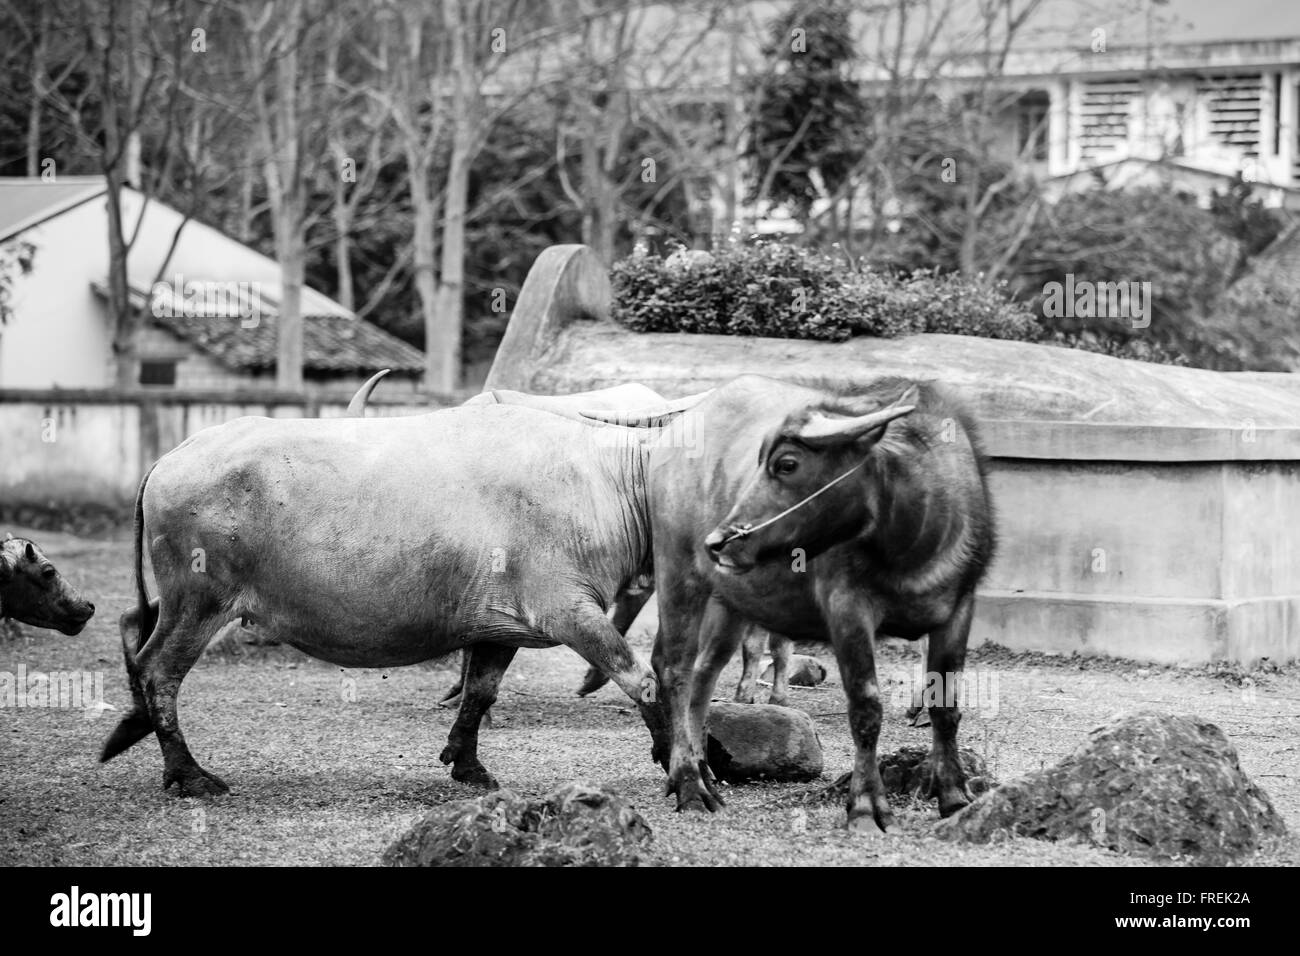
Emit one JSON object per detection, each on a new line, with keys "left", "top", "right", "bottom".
{"left": 586, "top": 374, "right": 995, "bottom": 832}
{"left": 97, "top": 398, "right": 714, "bottom": 797}
{"left": 0, "top": 533, "right": 95, "bottom": 635}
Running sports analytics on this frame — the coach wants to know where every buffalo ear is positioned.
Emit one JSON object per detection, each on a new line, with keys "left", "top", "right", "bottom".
{"left": 3, "top": 532, "right": 11, "bottom": 541}
{"left": 24, "top": 542, "right": 37, "bottom": 562}
{"left": 796, "top": 403, "right": 916, "bottom": 445}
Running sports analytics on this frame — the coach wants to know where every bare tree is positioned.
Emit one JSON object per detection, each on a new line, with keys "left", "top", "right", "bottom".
{"left": 238, "top": 0, "right": 334, "bottom": 391}
{"left": 370, "top": 0, "right": 544, "bottom": 392}
{"left": 35, "top": 0, "right": 202, "bottom": 387}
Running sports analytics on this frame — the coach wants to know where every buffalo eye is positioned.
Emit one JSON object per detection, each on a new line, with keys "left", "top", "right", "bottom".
{"left": 42, "top": 566, "right": 57, "bottom": 579}
{"left": 773, "top": 456, "right": 799, "bottom": 476}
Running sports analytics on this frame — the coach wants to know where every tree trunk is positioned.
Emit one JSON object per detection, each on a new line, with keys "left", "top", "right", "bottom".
{"left": 26, "top": 6, "right": 48, "bottom": 178}
{"left": 409, "top": 163, "right": 441, "bottom": 391}
{"left": 427, "top": 0, "right": 469, "bottom": 392}
{"left": 270, "top": 0, "right": 305, "bottom": 391}
{"left": 433, "top": 137, "right": 469, "bottom": 392}
{"left": 105, "top": 169, "right": 138, "bottom": 388}
{"left": 333, "top": 178, "right": 354, "bottom": 312}
{"left": 275, "top": 200, "right": 305, "bottom": 391}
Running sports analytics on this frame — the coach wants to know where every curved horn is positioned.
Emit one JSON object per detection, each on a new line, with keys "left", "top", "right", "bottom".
{"left": 797, "top": 403, "right": 916, "bottom": 443}
{"left": 347, "top": 369, "right": 390, "bottom": 417}
{"left": 579, "top": 389, "right": 714, "bottom": 428}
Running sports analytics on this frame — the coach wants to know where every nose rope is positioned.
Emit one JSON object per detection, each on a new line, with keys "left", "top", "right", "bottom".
{"left": 719, "top": 456, "right": 870, "bottom": 546}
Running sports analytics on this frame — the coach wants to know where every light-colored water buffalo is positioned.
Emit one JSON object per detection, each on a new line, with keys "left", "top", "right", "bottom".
{"left": 352, "top": 371, "right": 792, "bottom": 711}
{"left": 584, "top": 374, "right": 995, "bottom": 832}
{"left": 97, "top": 395, "right": 718, "bottom": 797}
{"left": 0, "top": 533, "right": 95, "bottom": 635}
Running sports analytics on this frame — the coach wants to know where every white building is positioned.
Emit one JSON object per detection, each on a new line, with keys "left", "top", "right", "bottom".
{"left": 0, "top": 176, "right": 424, "bottom": 394}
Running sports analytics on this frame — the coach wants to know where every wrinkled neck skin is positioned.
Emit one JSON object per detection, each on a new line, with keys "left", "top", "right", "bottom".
{"left": 591, "top": 426, "right": 655, "bottom": 586}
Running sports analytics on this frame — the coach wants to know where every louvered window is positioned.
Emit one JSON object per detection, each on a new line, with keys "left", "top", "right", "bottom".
{"left": 1198, "top": 72, "right": 1263, "bottom": 158}
{"left": 1079, "top": 80, "right": 1140, "bottom": 159}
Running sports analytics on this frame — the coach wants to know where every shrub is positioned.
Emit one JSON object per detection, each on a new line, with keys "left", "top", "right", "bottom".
{"left": 610, "top": 241, "right": 1041, "bottom": 344}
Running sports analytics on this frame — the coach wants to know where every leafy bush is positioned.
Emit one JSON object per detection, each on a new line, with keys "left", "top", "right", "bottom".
{"left": 1207, "top": 258, "right": 1300, "bottom": 371}
{"left": 610, "top": 242, "right": 1041, "bottom": 344}
{"left": 1010, "top": 188, "right": 1244, "bottom": 362}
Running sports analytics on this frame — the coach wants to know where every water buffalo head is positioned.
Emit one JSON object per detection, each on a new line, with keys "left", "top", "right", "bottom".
{"left": 704, "top": 392, "right": 917, "bottom": 573}
{"left": 0, "top": 535, "right": 95, "bottom": 635}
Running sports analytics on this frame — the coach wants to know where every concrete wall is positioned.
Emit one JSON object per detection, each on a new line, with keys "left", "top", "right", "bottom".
{"left": 0, "top": 389, "right": 438, "bottom": 507}
{"left": 484, "top": 244, "right": 1300, "bottom": 665}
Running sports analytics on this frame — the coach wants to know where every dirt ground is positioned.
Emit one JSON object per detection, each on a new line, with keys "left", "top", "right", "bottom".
{"left": 2, "top": 526, "right": 1297, "bottom": 866}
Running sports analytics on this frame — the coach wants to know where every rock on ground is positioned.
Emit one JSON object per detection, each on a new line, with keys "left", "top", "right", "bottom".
{"left": 812, "top": 746, "right": 993, "bottom": 803}
{"left": 706, "top": 702, "right": 823, "bottom": 783}
{"left": 763, "top": 653, "right": 828, "bottom": 687}
{"left": 935, "top": 710, "right": 1287, "bottom": 863}
{"left": 382, "top": 782, "right": 651, "bottom": 867}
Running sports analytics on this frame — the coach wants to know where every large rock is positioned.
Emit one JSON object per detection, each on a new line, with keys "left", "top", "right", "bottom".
{"left": 706, "top": 702, "right": 823, "bottom": 783}
{"left": 763, "top": 654, "right": 827, "bottom": 687}
{"left": 935, "top": 711, "right": 1286, "bottom": 862}
{"left": 382, "top": 782, "right": 652, "bottom": 867}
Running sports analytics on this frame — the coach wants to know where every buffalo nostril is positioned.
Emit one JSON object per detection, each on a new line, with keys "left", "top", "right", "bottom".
{"left": 704, "top": 530, "right": 728, "bottom": 553}
{"left": 88, "top": 603, "right": 95, "bottom": 612}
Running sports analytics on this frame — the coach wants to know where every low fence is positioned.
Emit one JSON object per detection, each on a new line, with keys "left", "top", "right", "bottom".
{"left": 0, "top": 387, "right": 445, "bottom": 508}
{"left": 484, "top": 244, "right": 1300, "bottom": 665}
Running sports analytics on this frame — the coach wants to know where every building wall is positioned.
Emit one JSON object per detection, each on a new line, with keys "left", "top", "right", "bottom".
{"left": 0, "top": 199, "right": 115, "bottom": 388}
{"left": 0, "top": 185, "right": 361, "bottom": 390}
{"left": 1044, "top": 65, "right": 1300, "bottom": 186}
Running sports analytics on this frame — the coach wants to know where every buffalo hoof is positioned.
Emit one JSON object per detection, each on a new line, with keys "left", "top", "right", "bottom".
{"left": 440, "top": 744, "right": 499, "bottom": 789}
{"left": 767, "top": 693, "right": 789, "bottom": 708}
{"left": 451, "top": 764, "right": 499, "bottom": 790}
{"left": 924, "top": 759, "right": 972, "bottom": 817}
{"left": 165, "top": 767, "right": 230, "bottom": 798}
{"left": 666, "top": 762, "right": 724, "bottom": 813}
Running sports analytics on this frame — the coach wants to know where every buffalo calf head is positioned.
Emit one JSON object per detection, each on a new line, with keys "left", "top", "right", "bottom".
{"left": 0, "top": 535, "right": 95, "bottom": 635}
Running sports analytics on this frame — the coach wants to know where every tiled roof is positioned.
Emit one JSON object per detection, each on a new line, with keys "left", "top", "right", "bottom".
{"left": 91, "top": 280, "right": 424, "bottom": 374}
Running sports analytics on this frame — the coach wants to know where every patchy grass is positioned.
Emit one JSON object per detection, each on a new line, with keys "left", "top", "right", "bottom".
{"left": 2, "top": 527, "right": 1297, "bottom": 866}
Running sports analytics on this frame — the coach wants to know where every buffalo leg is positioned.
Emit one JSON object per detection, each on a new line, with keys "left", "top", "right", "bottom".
{"left": 657, "top": 595, "right": 740, "bottom": 813}
{"left": 559, "top": 604, "right": 668, "bottom": 769}
{"left": 924, "top": 592, "right": 975, "bottom": 817}
{"left": 99, "top": 598, "right": 159, "bottom": 762}
{"left": 767, "top": 632, "right": 793, "bottom": 707}
{"left": 439, "top": 643, "right": 517, "bottom": 788}
{"left": 824, "top": 586, "right": 891, "bottom": 833}
{"left": 679, "top": 599, "right": 750, "bottom": 810}
{"left": 577, "top": 586, "right": 653, "bottom": 696}
{"left": 733, "top": 625, "right": 765, "bottom": 704}
{"left": 135, "top": 599, "right": 229, "bottom": 798}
